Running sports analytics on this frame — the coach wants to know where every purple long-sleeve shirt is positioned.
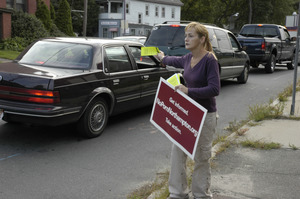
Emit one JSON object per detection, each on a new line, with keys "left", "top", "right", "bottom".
{"left": 162, "top": 52, "right": 220, "bottom": 112}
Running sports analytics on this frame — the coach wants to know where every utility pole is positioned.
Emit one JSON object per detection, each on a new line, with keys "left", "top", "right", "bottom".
{"left": 83, "top": 0, "right": 88, "bottom": 37}
{"left": 248, "top": 0, "right": 252, "bottom": 24}
{"left": 290, "top": 2, "right": 300, "bottom": 115}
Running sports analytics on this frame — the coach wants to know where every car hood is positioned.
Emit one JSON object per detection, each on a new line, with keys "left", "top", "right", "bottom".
{"left": 0, "top": 62, "right": 85, "bottom": 90}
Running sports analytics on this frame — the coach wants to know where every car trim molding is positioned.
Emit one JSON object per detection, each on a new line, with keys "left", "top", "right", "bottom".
{"left": 4, "top": 110, "right": 80, "bottom": 118}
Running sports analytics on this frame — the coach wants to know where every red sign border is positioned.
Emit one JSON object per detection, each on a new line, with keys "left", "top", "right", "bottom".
{"left": 150, "top": 78, "right": 207, "bottom": 160}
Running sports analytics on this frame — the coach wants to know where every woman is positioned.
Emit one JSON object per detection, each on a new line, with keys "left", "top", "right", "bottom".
{"left": 157, "top": 22, "right": 220, "bottom": 199}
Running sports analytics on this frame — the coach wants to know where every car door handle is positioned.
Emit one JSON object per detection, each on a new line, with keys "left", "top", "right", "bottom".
{"left": 142, "top": 75, "right": 149, "bottom": 80}
{"left": 113, "top": 79, "right": 120, "bottom": 85}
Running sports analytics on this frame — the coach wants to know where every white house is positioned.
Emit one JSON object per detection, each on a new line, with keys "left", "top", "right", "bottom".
{"left": 97, "top": 0, "right": 183, "bottom": 38}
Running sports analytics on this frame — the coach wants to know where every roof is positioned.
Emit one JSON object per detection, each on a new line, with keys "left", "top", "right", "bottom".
{"left": 136, "top": 0, "right": 183, "bottom": 6}
{"left": 40, "top": 37, "right": 143, "bottom": 46}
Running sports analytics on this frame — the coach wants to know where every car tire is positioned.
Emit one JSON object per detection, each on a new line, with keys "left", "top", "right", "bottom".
{"left": 237, "top": 62, "right": 249, "bottom": 84}
{"left": 287, "top": 54, "right": 295, "bottom": 70}
{"left": 78, "top": 98, "right": 108, "bottom": 138}
{"left": 265, "top": 54, "right": 276, "bottom": 73}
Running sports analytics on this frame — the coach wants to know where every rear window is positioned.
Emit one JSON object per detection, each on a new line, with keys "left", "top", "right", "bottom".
{"left": 19, "top": 41, "right": 93, "bottom": 69}
{"left": 145, "top": 26, "right": 185, "bottom": 47}
{"left": 240, "top": 26, "right": 278, "bottom": 37}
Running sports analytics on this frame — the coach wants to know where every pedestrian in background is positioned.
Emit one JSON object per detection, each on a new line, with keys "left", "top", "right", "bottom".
{"left": 157, "top": 22, "right": 220, "bottom": 199}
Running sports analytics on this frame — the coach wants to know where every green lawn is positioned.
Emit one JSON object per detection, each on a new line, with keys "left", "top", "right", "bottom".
{"left": 0, "top": 50, "right": 20, "bottom": 60}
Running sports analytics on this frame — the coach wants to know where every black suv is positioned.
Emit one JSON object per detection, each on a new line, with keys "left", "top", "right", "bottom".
{"left": 145, "top": 22, "right": 250, "bottom": 84}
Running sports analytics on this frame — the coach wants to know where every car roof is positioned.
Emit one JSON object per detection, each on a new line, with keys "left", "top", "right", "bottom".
{"left": 39, "top": 37, "right": 143, "bottom": 46}
{"left": 114, "top": 36, "right": 146, "bottom": 39}
{"left": 154, "top": 22, "right": 232, "bottom": 33}
{"left": 242, "top": 24, "right": 285, "bottom": 28}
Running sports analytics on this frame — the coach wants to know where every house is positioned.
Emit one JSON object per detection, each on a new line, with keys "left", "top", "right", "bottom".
{"left": 97, "top": 0, "right": 183, "bottom": 38}
{"left": 0, "top": 0, "right": 50, "bottom": 40}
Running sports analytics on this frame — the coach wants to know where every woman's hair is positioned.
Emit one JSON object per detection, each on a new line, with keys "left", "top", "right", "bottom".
{"left": 185, "top": 22, "right": 213, "bottom": 53}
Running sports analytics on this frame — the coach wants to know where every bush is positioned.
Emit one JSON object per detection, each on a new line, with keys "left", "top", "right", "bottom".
{"left": 11, "top": 11, "right": 49, "bottom": 47}
{"left": 3, "top": 37, "right": 27, "bottom": 51}
{"left": 49, "top": 23, "right": 66, "bottom": 37}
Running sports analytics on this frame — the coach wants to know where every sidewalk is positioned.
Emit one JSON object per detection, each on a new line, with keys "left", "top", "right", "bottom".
{"left": 211, "top": 92, "right": 300, "bottom": 199}
{"left": 147, "top": 92, "right": 300, "bottom": 199}
{"left": 0, "top": 58, "right": 12, "bottom": 63}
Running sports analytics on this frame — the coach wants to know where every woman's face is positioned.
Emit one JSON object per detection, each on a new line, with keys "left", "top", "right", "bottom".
{"left": 185, "top": 27, "right": 205, "bottom": 51}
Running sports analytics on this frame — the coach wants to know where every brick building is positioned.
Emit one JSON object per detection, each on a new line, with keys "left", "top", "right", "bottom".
{"left": 0, "top": 0, "right": 50, "bottom": 40}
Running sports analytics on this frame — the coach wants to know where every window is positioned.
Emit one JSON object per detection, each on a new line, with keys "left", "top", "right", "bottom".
{"left": 126, "top": 3, "right": 129, "bottom": 14}
{"left": 207, "top": 28, "right": 218, "bottom": 48}
{"left": 155, "top": 6, "right": 159, "bottom": 17}
{"left": 281, "top": 28, "right": 291, "bottom": 40}
{"left": 129, "top": 46, "right": 156, "bottom": 68}
{"left": 214, "top": 29, "right": 232, "bottom": 50}
{"left": 162, "top": 7, "right": 165, "bottom": 18}
{"left": 111, "top": 2, "right": 122, "bottom": 13}
{"left": 228, "top": 33, "right": 240, "bottom": 50}
{"left": 131, "top": 29, "right": 136, "bottom": 35}
{"left": 240, "top": 26, "right": 278, "bottom": 37}
{"left": 99, "top": 2, "right": 108, "bottom": 13}
{"left": 138, "top": 13, "right": 142, "bottom": 24}
{"left": 7, "top": 0, "right": 26, "bottom": 12}
{"left": 145, "top": 5, "right": 149, "bottom": 16}
{"left": 19, "top": 41, "right": 93, "bottom": 69}
{"left": 103, "top": 28, "right": 108, "bottom": 38}
{"left": 104, "top": 46, "right": 132, "bottom": 73}
{"left": 6, "top": 0, "right": 14, "bottom": 9}
{"left": 171, "top": 8, "right": 175, "bottom": 18}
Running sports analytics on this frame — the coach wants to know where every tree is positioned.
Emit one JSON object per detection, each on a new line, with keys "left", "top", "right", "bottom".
{"left": 55, "top": 0, "right": 75, "bottom": 36}
{"left": 181, "top": 0, "right": 299, "bottom": 31}
{"left": 67, "top": 0, "right": 100, "bottom": 36}
{"left": 180, "top": 0, "right": 215, "bottom": 24}
{"left": 50, "top": 3, "right": 56, "bottom": 21}
{"left": 35, "top": 0, "right": 52, "bottom": 31}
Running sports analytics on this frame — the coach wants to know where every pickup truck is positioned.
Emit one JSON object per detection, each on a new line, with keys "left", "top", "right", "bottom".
{"left": 237, "top": 24, "right": 295, "bottom": 73}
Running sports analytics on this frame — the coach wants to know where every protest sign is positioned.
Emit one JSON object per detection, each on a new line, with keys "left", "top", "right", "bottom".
{"left": 150, "top": 78, "right": 207, "bottom": 160}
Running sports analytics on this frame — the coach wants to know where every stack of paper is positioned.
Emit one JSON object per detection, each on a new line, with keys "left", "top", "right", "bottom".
{"left": 141, "top": 47, "right": 160, "bottom": 56}
{"left": 167, "top": 73, "right": 182, "bottom": 86}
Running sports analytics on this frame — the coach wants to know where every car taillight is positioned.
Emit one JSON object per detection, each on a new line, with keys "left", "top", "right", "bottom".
{"left": 0, "top": 85, "right": 60, "bottom": 104}
{"left": 170, "top": 24, "right": 180, "bottom": 27}
{"left": 261, "top": 41, "right": 266, "bottom": 51}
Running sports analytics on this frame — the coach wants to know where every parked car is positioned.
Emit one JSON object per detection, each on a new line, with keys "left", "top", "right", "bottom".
{"left": 0, "top": 37, "right": 177, "bottom": 138}
{"left": 237, "top": 24, "right": 296, "bottom": 73}
{"left": 144, "top": 21, "right": 250, "bottom": 84}
{"left": 113, "top": 36, "right": 147, "bottom": 44}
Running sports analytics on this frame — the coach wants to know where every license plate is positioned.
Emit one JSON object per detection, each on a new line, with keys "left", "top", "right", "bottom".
{"left": 0, "top": 109, "right": 3, "bottom": 120}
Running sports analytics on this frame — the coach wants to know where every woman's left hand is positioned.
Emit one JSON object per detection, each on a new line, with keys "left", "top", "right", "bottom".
{"left": 175, "top": 84, "right": 188, "bottom": 94}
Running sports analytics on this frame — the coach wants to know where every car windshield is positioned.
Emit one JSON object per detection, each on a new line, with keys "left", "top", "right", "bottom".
{"left": 19, "top": 41, "right": 93, "bottom": 69}
{"left": 240, "top": 26, "right": 278, "bottom": 37}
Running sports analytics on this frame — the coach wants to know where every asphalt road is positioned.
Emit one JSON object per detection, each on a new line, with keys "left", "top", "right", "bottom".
{"left": 0, "top": 65, "right": 299, "bottom": 199}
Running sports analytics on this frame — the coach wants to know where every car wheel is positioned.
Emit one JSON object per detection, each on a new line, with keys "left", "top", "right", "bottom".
{"left": 78, "top": 98, "right": 108, "bottom": 138}
{"left": 265, "top": 54, "right": 276, "bottom": 73}
{"left": 237, "top": 62, "right": 249, "bottom": 84}
{"left": 287, "top": 54, "right": 295, "bottom": 70}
